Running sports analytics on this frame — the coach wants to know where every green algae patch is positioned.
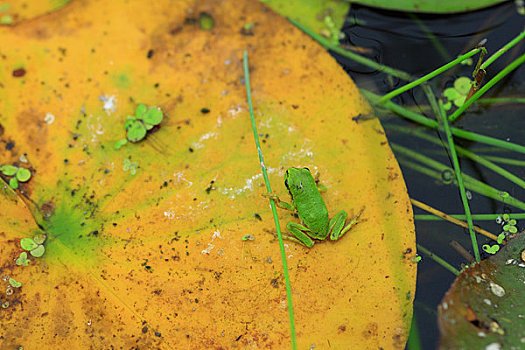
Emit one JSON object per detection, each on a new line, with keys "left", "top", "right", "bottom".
{"left": 42, "top": 204, "right": 104, "bottom": 265}
{"left": 111, "top": 71, "right": 132, "bottom": 89}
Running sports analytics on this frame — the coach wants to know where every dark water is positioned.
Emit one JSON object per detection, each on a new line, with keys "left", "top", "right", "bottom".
{"left": 334, "top": 2, "right": 525, "bottom": 348}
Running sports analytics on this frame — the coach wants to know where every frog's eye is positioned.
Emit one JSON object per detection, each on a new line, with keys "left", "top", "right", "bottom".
{"left": 297, "top": 182, "right": 303, "bottom": 190}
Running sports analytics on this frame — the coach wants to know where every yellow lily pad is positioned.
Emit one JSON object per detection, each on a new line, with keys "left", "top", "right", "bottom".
{"left": 0, "top": 0, "right": 416, "bottom": 348}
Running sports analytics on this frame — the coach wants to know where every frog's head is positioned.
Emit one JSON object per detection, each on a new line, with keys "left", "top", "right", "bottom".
{"left": 284, "top": 167, "right": 310, "bottom": 194}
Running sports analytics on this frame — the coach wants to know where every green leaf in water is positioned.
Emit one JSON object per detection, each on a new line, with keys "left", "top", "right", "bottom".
{"left": 20, "top": 238, "right": 38, "bottom": 251}
{"left": 1, "top": 164, "right": 18, "bottom": 176}
{"left": 16, "top": 167, "right": 31, "bottom": 182}
{"left": 126, "top": 120, "right": 147, "bottom": 142}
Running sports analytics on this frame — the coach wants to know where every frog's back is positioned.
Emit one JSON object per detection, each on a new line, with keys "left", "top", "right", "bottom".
{"left": 285, "top": 168, "right": 330, "bottom": 237}
{"left": 295, "top": 190, "right": 329, "bottom": 236}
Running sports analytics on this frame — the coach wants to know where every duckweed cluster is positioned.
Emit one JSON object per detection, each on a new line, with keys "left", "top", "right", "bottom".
{"left": 0, "top": 164, "right": 31, "bottom": 189}
{"left": 114, "top": 103, "right": 164, "bottom": 149}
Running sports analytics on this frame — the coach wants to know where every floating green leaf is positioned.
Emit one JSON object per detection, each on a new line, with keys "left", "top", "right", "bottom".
{"left": 8, "top": 177, "right": 18, "bottom": 189}
{"left": 1, "top": 164, "right": 18, "bottom": 176}
{"left": 0, "top": 1, "right": 415, "bottom": 347}
{"left": 134, "top": 103, "right": 148, "bottom": 118}
{"left": 114, "top": 138, "right": 128, "bottom": 150}
{"left": 453, "top": 76, "right": 471, "bottom": 94}
{"left": 9, "top": 278, "right": 22, "bottom": 288}
{"left": 15, "top": 252, "right": 30, "bottom": 266}
{"left": 439, "top": 233, "right": 525, "bottom": 348}
{"left": 482, "top": 244, "right": 499, "bottom": 254}
{"left": 16, "top": 167, "right": 31, "bottom": 182}
{"left": 121, "top": 104, "right": 163, "bottom": 143}
{"left": 20, "top": 238, "right": 38, "bottom": 251}
{"left": 30, "top": 245, "right": 45, "bottom": 258}
{"left": 123, "top": 158, "right": 138, "bottom": 175}
{"left": 126, "top": 120, "right": 147, "bottom": 142}
{"left": 443, "top": 77, "right": 471, "bottom": 110}
{"left": 33, "top": 234, "right": 46, "bottom": 245}
{"left": 142, "top": 107, "right": 163, "bottom": 126}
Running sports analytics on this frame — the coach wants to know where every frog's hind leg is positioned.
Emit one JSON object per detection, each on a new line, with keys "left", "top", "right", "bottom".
{"left": 329, "top": 206, "right": 365, "bottom": 241}
{"left": 285, "top": 222, "right": 315, "bottom": 247}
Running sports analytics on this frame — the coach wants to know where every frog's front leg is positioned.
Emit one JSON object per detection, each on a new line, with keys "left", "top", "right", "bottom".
{"left": 285, "top": 222, "right": 315, "bottom": 247}
{"left": 329, "top": 206, "right": 366, "bottom": 241}
{"left": 262, "top": 193, "right": 295, "bottom": 211}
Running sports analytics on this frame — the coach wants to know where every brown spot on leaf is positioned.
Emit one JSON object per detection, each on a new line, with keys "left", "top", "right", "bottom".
{"left": 12, "top": 68, "right": 26, "bottom": 77}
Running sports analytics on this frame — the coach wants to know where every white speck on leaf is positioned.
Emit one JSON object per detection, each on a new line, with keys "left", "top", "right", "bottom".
{"left": 44, "top": 112, "right": 55, "bottom": 124}
{"left": 164, "top": 209, "right": 176, "bottom": 220}
{"left": 202, "top": 229, "right": 223, "bottom": 254}
{"left": 228, "top": 105, "right": 242, "bottom": 117}
{"left": 99, "top": 95, "right": 117, "bottom": 115}
{"left": 192, "top": 132, "right": 217, "bottom": 150}
{"left": 490, "top": 282, "right": 505, "bottom": 297}
{"left": 485, "top": 342, "right": 501, "bottom": 350}
{"left": 219, "top": 168, "right": 276, "bottom": 199}
{"left": 173, "top": 172, "right": 193, "bottom": 187}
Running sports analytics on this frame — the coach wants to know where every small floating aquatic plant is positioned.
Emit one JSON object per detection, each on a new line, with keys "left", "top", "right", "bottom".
{"left": 20, "top": 234, "right": 46, "bottom": 258}
{"left": 0, "top": 164, "right": 32, "bottom": 189}
{"left": 114, "top": 103, "right": 164, "bottom": 149}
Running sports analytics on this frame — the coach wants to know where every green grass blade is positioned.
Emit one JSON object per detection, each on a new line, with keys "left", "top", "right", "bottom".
{"left": 477, "top": 97, "right": 525, "bottom": 105}
{"left": 482, "top": 155, "right": 525, "bottom": 167}
{"left": 449, "top": 52, "right": 525, "bottom": 122}
{"left": 361, "top": 89, "right": 525, "bottom": 154}
{"left": 386, "top": 125, "right": 525, "bottom": 190}
{"left": 378, "top": 48, "right": 481, "bottom": 105}
{"left": 406, "top": 313, "right": 423, "bottom": 350}
{"left": 435, "top": 100, "right": 480, "bottom": 261}
{"left": 393, "top": 149, "right": 525, "bottom": 211}
{"left": 481, "top": 29, "right": 525, "bottom": 70}
{"left": 406, "top": 312, "right": 423, "bottom": 350}
{"left": 414, "top": 213, "right": 525, "bottom": 221}
{"left": 243, "top": 51, "right": 297, "bottom": 350}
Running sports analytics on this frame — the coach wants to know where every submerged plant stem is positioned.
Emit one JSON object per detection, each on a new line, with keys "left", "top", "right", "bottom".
{"left": 386, "top": 124, "right": 525, "bottom": 190}
{"left": 393, "top": 151, "right": 525, "bottom": 211}
{"left": 288, "top": 17, "right": 412, "bottom": 81}
{"left": 243, "top": 51, "right": 297, "bottom": 350}
{"left": 362, "top": 89, "right": 525, "bottom": 154}
{"left": 417, "top": 244, "right": 460, "bottom": 276}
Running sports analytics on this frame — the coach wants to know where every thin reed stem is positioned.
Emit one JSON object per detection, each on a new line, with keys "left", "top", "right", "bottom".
{"left": 378, "top": 48, "right": 481, "bottom": 105}
{"left": 361, "top": 89, "right": 525, "bottom": 154}
{"left": 449, "top": 52, "right": 525, "bottom": 122}
{"left": 243, "top": 51, "right": 297, "bottom": 349}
